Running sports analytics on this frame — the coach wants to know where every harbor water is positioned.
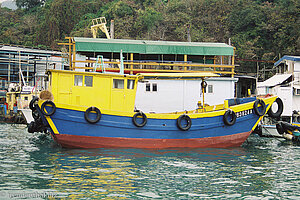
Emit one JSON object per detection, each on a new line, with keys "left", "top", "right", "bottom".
{"left": 0, "top": 123, "right": 299, "bottom": 199}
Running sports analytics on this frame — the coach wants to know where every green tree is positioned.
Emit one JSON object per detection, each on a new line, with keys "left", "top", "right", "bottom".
{"left": 15, "top": 0, "right": 45, "bottom": 9}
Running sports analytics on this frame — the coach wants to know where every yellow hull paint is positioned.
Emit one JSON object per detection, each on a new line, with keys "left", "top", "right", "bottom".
{"left": 40, "top": 96, "right": 277, "bottom": 120}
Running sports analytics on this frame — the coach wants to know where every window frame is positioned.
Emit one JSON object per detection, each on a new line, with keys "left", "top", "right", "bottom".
{"left": 74, "top": 75, "right": 83, "bottom": 86}
{"left": 84, "top": 76, "right": 93, "bottom": 87}
{"left": 127, "top": 79, "right": 135, "bottom": 89}
{"left": 113, "top": 79, "right": 124, "bottom": 89}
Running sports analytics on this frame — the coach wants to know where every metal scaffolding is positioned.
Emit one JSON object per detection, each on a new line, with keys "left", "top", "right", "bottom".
{"left": 0, "top": 45, "right": 63, "bottom": 90}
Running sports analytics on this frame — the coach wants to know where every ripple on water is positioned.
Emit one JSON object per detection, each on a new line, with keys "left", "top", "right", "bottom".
{"left": 0, "top": 125, "right": 299, "bottom": 199}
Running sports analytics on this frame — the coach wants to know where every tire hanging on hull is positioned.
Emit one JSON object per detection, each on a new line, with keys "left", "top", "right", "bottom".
{"left": 177, "top": 114, "right": 192, "bottom": 131}
{"left": 223, "top": 110, "right": 237, "bottom": 126}
{"left": 41, "top": 101, "right": 56, "bottom": 116}
{"left": 267, "top": 97, "right": 283, "bottom": 118}
{"left": 84, "top": 107, "right": 101, "bottom": 124}
{"left": 132, "top": 112, "right": 147, "bottom": 127}
{"left": 253, "top": 99, "right": 266, "bottom": 116}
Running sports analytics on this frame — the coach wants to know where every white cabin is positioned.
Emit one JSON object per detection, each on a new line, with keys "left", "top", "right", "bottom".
{"left": 257, "top": 55, "right": 300, "bottom": 117}
{"left": 135, "top": 77, "right": 237, "bottom": 113}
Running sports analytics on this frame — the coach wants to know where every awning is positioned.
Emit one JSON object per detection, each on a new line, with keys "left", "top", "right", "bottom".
{"left": 73, "top": 37, "right": 234, "bottom": 56}
{"left": 274, "top": 55, "right": 300, "bottom": 67}
{"left": 258, "top": 74, "right": 292, "bottom": 87}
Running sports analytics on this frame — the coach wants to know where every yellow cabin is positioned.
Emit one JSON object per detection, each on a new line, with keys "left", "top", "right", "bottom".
{"left": 49, "top": 70, "right": 140, "bottom": 113}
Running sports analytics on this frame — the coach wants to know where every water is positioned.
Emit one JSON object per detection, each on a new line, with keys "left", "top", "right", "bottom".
{"left": 0, "top": 123, "right": 299, "bottom": 199}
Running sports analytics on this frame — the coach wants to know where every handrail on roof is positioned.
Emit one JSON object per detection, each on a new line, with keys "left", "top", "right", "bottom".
{"left": 58, "top": 37, "right": 236, "bottom": 77}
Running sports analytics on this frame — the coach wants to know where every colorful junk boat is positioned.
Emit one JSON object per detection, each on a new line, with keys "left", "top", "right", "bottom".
{"left": 29, "top": 69, "right": 277, "bottom": 148}
{"left": 28, "top": 36, "right": 278, "bottom": 148}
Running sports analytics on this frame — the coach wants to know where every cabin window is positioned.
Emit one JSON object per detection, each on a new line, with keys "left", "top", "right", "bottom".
{"left": 127, "top": 79, "right": 135, "bottom": 89}
{"left": 113, "top": 79, "right": 124, "bottom": 89}
{"left": 207, "top": 85, "right": 213, "bottom": 93}
{"left": 74, "top": 75, "right": 83, "bottom": 86}
{"left": 85, "top": 76, "right": 93, "bottom": 87}
{"left": 295, "top": 88, "right": 300, "bottom": 95}
{"left": 146, "top": 83, "right": 151, "bottom": 91}
{"left": 24, "top": 97, "right": 28, "bottom": 101}
{"left": 152, "top": 83, "right": 157, "bottom": 91}
{"left": 146, "top": 83, "right": 157, "bottom": 92}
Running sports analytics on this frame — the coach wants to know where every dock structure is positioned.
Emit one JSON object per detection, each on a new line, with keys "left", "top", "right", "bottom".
{"left": 0, "top": 45, "right": 62, "bottom": 90}
{"left": 59, "top": 37, "right": 236, "bottom": 77}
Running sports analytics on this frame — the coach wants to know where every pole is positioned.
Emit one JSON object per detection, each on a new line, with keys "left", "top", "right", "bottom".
{"left": 202, "top": 79, "right": 205, "bottom": 112}
{"left": 187, "top": 24, "right": 191, "bottom": 42}
{"left": 19, "top": 51, "right": 21, "bottom": 86}
{"left": 228, "top": 38, "right": 231, "bottom": 65}
{"left": 184, "top": 55, "right": 187, "bottom": 71}
{"left": 27, "top": 54, "right": 29, "bottom": 83}
{"left": 110, "top": 20, "right": 114, "bottom": 39}
{"left": 8, "top": 53, "right": 11, "bottom": 86}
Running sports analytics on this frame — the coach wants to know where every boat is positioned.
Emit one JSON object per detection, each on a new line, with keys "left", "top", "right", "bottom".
{"left": 275, "top": 121, "right": 300, "bottom": 142}
{"left": 26, "top": 29, "right": 278, "bottom": 148}
{"left": 257, "top": 56, "right": 300, "bottom": 136}
{"left": 4, "top": 84, "right": 37, "bottom": 124}
{"left": 0, "top": 90, "right": 7, "bottom": 122}
{"left": 28, "top": 67, "right": 277, "bottom": 148}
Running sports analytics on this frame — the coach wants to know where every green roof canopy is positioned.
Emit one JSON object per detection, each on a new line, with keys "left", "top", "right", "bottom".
{"left": 74, "top": 37, "right": 234, "bottom": 56}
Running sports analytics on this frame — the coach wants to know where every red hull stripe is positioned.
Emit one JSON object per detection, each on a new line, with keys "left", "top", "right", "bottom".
{"left": 53, "top": 131, "right": 252, "bottom": 149}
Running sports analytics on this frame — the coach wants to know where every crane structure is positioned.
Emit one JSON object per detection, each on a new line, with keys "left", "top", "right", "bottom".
{"left": 91, "top": 17, "right": 111, "bottom": 39}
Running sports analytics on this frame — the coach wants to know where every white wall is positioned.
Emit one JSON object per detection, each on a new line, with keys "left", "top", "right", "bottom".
{"left": 294, "top": 62, "right": 300, "bottom": 72}
{"left": 293, "top": 95, "right": 300, "bottom": 113}
{"left": 267, "top": 86, "right": 293, "bottom": 116}
{"left": 134, "top": 77, "right": 237, "bottom": 113}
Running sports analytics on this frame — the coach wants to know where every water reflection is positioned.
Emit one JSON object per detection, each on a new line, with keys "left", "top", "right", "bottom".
{"left": 0, "top": 124, "right": 299, "bottom": 199}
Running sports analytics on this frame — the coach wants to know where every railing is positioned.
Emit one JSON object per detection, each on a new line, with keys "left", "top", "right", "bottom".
{"left": 73, "top": 59, "right": 235, "bottom": 76}
{"left": 58, "top": 37, "right": 236, "bottom": 77}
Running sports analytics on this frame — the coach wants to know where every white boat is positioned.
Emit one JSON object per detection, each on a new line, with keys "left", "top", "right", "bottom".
{"left": 257, "top": 55, "right": 300, "bottom": 136}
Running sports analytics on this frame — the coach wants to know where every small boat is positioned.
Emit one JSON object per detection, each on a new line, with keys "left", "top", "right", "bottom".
{"left": 275, "top": 121, "right": 300, "bottom": 142}
{"left": 29, "top": 69, "right": 277, "bottom": 149}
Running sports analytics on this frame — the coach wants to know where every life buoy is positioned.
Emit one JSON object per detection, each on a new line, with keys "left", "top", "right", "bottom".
{"left": 177, "top": 114, "right": 192, "bottom": 131}
{"left": 84, "top": 107, "right": 101, "bottom": 124}
{"left": 29, "top": 96, "right": 39, "bottom": 111}
{"left": 41, "top": 100, "right": 56, "bottom": 116}
{"left": 253, "top": 99, "right": 266, "bottom": 116}
{"left": 201, "top": 81, "right": 208, "bottom": 89}
{"left": 267, "top": 98, "right": 283, "bottom": 118}
{"left": 223, "top": 110, "right": 236, "bottom": 126}
{"left": 132, "top": 112, "right": 147, "bottom": 127}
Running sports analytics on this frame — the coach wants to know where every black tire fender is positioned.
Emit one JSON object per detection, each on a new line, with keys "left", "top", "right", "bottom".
{"left": 132, "top": 112, "right": 147, "bottom": 127}
{"left": 223, "top": 109, "right": 237, "bottom": 126}
{"left": 276, "top": 122, "right": 285, "bottom": 135}
{"left": 41, "top": 101, "right": 56, "bottom": 116}
{"left": 177, "top": 114, "right": 192, "bottom": 131}
{"left": 267, "top": 98, "right": 283, "bottom": 118}
{"left": 28, "top": 121, "right": 36, "bottom": 133}
{"left": 253, "top": 99, "right": 266, "bottom": 116}
{"left": 29, "top": 96, "right": 39, "bottom": 111}
{"left": 84, "top": 107, "right": 101, "bottom": 124}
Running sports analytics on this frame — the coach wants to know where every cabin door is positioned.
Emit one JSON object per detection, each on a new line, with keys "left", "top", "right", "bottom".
{"left": 57, "top": 73, "right": 72, "bottom": 104}
{"left": 111, "top": 79, "right": 125, "bottom": 111}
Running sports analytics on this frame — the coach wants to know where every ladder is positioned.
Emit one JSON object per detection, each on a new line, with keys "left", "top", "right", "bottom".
{"left": 95, "top": 55, "right": 105, "bottom": 73}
